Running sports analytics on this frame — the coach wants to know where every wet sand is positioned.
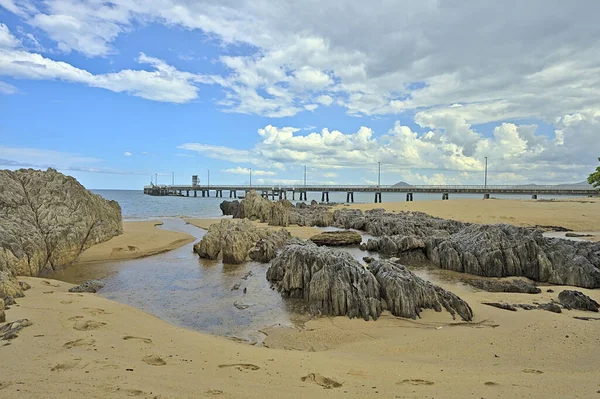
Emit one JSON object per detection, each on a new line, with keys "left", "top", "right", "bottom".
{"left": 75, "top": 220, "right": 195, "bottom": 264}
{"left": 3, "top": 277, "right": 600, "bottom": 398}
{"left": 337, "top": 197, "right": 600, "bottom": 231}
{"left": 185, "top": 218, "right": 322, "bottom": 239}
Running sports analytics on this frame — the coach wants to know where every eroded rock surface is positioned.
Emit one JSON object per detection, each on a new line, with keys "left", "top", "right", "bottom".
{"left": 266, "top": 243, "right": 472, "bottom": 321}
{"left": 249, "top": 229, "right": 291, "bottom": 263}
{"left": 309, "top": 230, "right": 362, "bottom": 246}
{"left": 468, "top": 279, "right": 541, "bottom": 294}
{"left": 0, "top": 168, "right": 122, "bottom": 299}
{"left": 69, "top": 280, "right": 105, "bottom": 293}
{"left": 558, "top": 290, "right": 599, "bottom": 312}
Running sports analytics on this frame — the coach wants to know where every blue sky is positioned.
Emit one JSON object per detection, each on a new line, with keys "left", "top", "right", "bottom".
{"left": 1, "top": 1, "right": 599, "bottom": 189}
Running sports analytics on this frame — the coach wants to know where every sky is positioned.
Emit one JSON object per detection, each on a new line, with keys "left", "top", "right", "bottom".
{"left": 1, "top": 1, "right": 599, "bottom": 189}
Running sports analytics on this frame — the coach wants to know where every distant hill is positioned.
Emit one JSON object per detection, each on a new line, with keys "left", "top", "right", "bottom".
{"left": 392, "top": 181, "right": 413, "bottom": 187}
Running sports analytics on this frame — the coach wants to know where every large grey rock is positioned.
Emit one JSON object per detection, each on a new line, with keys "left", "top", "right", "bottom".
{"left": 249, "top": 229, "right": 291, "bottom": 263}
{"left": 0, "top": 168, "right": 122, "bottom": 299}
{"left": 468, "top": 278, "right": 541, "bottom": 294}
{"left": 69, "top": 280, "right": 105, "bottom": 293}
{"left": 266, "top": 243, "right": 473, "bottom": 321}
{"left": 220, "top": 200, "right": 240, "bottom": 216}
{"left": 558, "top": 290, "right": 599, "bottom": 312}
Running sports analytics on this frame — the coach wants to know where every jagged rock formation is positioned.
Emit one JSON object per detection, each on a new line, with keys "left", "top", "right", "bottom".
{"left": 0, "top": 319, "right": 32, "bottom": 340}
{"left": 0, "top": 168, "right": 122, "bottom": 299}
{"left": 342, "top": 209, "right": 600, "bottom": 289}
{"left": 309, "top": 230, "right": 362, "bottom": 246}
{"left": 249, "top": 229, "right": 291, "bottom": 263}
{"left": 194, "top": 219, "right": 291, "bottom": 264}
{"left": 467, "top": 278, "right": 541, "bottom": 294}
{"left": 370, "top": 260, "right": 473, "bottom": 321}
{"left": 0, "top": 298, "right": 5, "bottom": 323}
{"left": 558, "top": 290, "right": 599, "bottom": 312}
{"left": 266, "top": 243, "right": 472, "bottom": 321}
{"left": 483, "top": 302, "right": 517, "bottom": 311}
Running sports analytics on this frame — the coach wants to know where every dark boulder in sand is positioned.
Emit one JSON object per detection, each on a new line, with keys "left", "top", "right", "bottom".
{"left": 266, "top": 243, "right": 472, "bottom": 321}
{"left": 220, "top": 200, "right": 240, "bottom": 217}
{"left": 69, "top": 280, "right": 105, "bottom": 293}
{"left": 309, "top": 230, "right": 362, "bottom": 246}
{"left": 558, "top": 290, "right": 599, "bottom": 312}
{"left": 468, "top": 279, "right": 541, "bottom": 294}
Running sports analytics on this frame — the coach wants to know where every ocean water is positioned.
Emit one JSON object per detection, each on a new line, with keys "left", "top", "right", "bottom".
{"left": 92, "top": 189, "right": 571, "bottom": 220}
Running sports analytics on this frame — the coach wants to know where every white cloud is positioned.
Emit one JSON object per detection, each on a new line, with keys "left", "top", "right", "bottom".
{"left": 222, "top": 166, "right": 275, "bottom": 176}
{"left": 316, "top": 95, "right": 334, "bottom": 106}
{"left": 0, "top": 23, "right": 20, "bottom": 48}
{"left": 124, "top": 151, "right": 132, "bottom": 156}
{"left": 0, "top": 80, "right": 17, "bottom": 94}
{"left": 304, "top": 104, "right": 318, "bottom": 111}
{"left": 323, "top": 172, "right": 337, "bottom": 178}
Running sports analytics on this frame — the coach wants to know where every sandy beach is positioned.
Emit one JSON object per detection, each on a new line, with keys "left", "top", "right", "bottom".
{"left": 3, "top": 197, "right": 600, "bottom": 398}
{"left": 337, "top": 197, "right": 600, "bottom": 232}
{"left": 75, "top": 221, "right": 196, "bottom": 264}
{"left": 2, "top": 276, "right": 599, "bottom": 398}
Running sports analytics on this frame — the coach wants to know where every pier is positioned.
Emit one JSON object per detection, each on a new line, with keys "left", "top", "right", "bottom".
{"left": 143, "top": 183, "right": 596, "bottom": 202}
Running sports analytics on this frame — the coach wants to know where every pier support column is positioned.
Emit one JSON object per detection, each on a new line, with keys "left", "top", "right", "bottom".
{"left": 406, "top": 193, "right": 413, "bottom": 201}
{"left": 186, "top": 190, "right": 189, "bottom": 197}
{"left": 483, "top": 193, "right": 490, "bottom": 200}
{"left": 321, "top": 192, "right": 329, "bottom": 202}
{"left": 346, "top": 192, "right": 355, "bottom": 203}
{"left": 292, "top": 191, "right": 295, "bottom": 200}
{"left": 300, "top": 191, "right": 307, "bottom": 201}
{"left": 229, "top": 190, "right": 237, "bottom": 198}
{"left": 194, "top": 191, "right": 197, "bottom": 197}
{"left": 202, "top": 190, "right": 205, "bottom": 197}
{"left": 442, "top": 193, "right": 449, "bottom": 200}
{"left": 374, "top": 192, "right": 382, "bottom": 203}
{"left": 532, "top": 194, "right": 538, "bottom": 200}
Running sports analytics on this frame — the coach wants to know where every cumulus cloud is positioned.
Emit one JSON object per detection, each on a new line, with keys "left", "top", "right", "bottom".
{"left": 222, "top": 166, "right": 275, "bottom": 176}
{"left": 124, "top": 151, "right": 132, "bottom": 156}
{"left": 0, "top": 23, "right": 20, "bottom": 48}
{"left": 0, "top": 80, "right": 17, "bottom": 94}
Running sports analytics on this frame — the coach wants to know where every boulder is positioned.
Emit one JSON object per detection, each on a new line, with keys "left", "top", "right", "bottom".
{"left": 266, "top": 243, "right": 473, "bottom": 321}
{"left": 69, "top": 280, "right": 105, "bottom": 293}
{"left": 309, "top": 230, "right": 362, "bottom": 246}
{"left": 193, "top": 219, "right": 269, "bottom": 264}
{"left": 0, "top": 168, "right": 122, "bottom": 298}
{"left": 219, "top": 200, "right": 240, "bottom": 216}
{"left": 0, "top": 298, "right": 5, "bottom": 323}
{"left": 558, "top": 290, "right": 599, "bottom": 312}
{"left": 249, "top": 229, "right": 291, "bottom": 263}
{"left": 538, "top": 302, "right": 562, "bottom": 313}
{"left": 468, "top": 279, "right": 541, "bottom": 294}
{"left": 0, "top": 319, "right": 32, "bottom": 341}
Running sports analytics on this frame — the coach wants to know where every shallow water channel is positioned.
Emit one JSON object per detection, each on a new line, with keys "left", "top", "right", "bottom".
{"left": 49, "top": 219, "right": 472, "bottom": 343}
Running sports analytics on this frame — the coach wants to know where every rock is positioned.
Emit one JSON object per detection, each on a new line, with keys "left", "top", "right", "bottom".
{"left": 482, "top": 302, "right": 518, "bottom": 311}
{"left": 558, "top": 290, "right": 599, "bottom": 312}
{"left": 267, "top": 242, "right": 381, "bottom": 321}
{"left": 295, "top": 202, "right": 308, "bottom": 209}
{"left": 363, "top": 256, "right": 375, "bottom": 263}
{"left": 0, "top": 169, "right": 122, "bottom": 299}
{"left": 266, "top": 243, "right": 472, "bottom": 321}
{"left": 547, "top": 289, "right": 555, "bottom": 293}
{"left": 233, "top": 301, "right": 249, "bottom": 310}
{"left": 220, "top": 200, "right": 240, "bottom": 216}
{"left": 249, "top": 229, "right": 291, "bottom": 263}
{"left": 565, "top": 233, "right": 593, "bottom": 238}
{"left": 359, "top": 243, "right": 367, "bottom": 251}
{"left": 468, "top": 279, "right": 541, "bottom": 294}
{"left": 370, "top": 260, "right": 473, "bottom": 321}
{"left": 193, "top": 219, "right": 268, "bottom": 264}
{"left": 574, "top": 316, "right": 600, "bottom": 321}
{"left": 309, "top": 230, "right": 362, "bottom": 246}
{"left": 0, "top": 298, "right": 4, "bottom": 323}
{"left": 515, "top": 304, "right": 538, "bottom": 310}
{"left": 4, "top": 296, "right": 16, "bottom": 306}
{"left": 18, "top": 281, "right": 31, "bottom": 291}
{"left": 231, "top": 284, "right": 240, "bottom": 291}
{"left": 310, "top": 200, "right": 318, "bottom": 207}
{"left": 538, "top": 302, "right": 562, "bottom": 313}
{"left": 68, "top": 280, "right": 105, "bottom": 293}
{"left": 0, "top": 318, "right": 33, "bottom": 340}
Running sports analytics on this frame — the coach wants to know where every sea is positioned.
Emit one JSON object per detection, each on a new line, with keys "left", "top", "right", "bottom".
{"left": 46, "top": 189, "right": 581, "bottom": 343}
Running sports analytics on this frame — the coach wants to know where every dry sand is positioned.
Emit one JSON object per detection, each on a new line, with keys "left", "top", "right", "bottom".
{"left": 3, "top": 277, "right": 600, "bottom": 398}
{"left": 186, "top": 218, "right": 322, "bottom": 239}
{"left": 337, "top": 197, "right": 600, "bottom": 232}
{"left": 75, "top": 221, "right": 195, "bottom": 264}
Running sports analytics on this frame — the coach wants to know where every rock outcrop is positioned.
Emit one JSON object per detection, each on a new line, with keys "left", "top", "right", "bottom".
{"left": 69, "top": 280, "right": 105, "bottom": 293}
{"left": 220, "top": 200, "right": 240, "bottom": 217}
{"left": 0, "top": 298, "right": 5, "bottom": 323}
{"left": 266, "top": 243, "right": 472, "bottom": 321}
{"left": 558, "top": 290, "right": 599, "bottom": 312}
{"left": 309, "top": 230, "right": 362, "bottom": 246}
{"left": 467, "top": 278, "right": 541, "bottom": 294}
{"left": 342, "top": 210, "right": 600, "bottom": 289}
{"left": 0, "top": 168, "right": 122, "bottom": 299}
{"left": 249, "top": 229, "right": 291, "bottom": 263}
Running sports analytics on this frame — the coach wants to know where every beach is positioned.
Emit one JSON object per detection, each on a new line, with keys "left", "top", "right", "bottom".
{"left": 2, "top": 197, "right": 600, "bottom": 398}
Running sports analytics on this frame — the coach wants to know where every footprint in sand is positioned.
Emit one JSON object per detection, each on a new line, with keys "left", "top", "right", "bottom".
{"left": 83, "top": 307, "right": 112, "bottom": 316}
{"left": 73, "top": 320, "right": 106, "bottom": 331}
{"left": 123, "top": 336, "right": 153, "bottom": 344}
{"left": 484, "top": 381, "right": 499, "bottom": 386}
{"left": 68, "top": 316, "right": 84, "bottom": 321}
{"left": 142, "top": 355, "right": 166, "bottom": 366}
{"left": 60, "top": 300, "right": 74, "bottom": 305}
{"left": 301, "top": 373, "right": 343, "bottom": 389}
{"left": 51, "top": 358, "right": 81, "bottom": 371}
{"left": 218, "top": 363, "right": 260, "bottom": 371}
{"left": 205, "top": 389, "right": 224, "bottom": 396}
{"left": 522, "top": 369, "right": 544, "bottom": 374}
{"left": 43, "top": 291, "right": 54, "bottom": 294}
{"left": 63, "top": 338, "right": 96, "bottom": 349}
{"left": 112, "top": 246, "right": 139, "bottom": 254}
{"left": 41, "top": 280, "right": 59, "bottom": 287}
{"left": 399, "top": 379, "right": 435, "bottom": 386}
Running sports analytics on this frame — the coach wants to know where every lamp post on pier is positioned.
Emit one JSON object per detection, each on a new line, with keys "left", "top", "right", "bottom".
{"left": 484, "top": 157, "right": 488, "bottom": 188}
{"left": 249, "top": 168, "right": 252, "bottom": 188}
{"left": 378, "top": 161, "right": 381, "bottom": 188}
